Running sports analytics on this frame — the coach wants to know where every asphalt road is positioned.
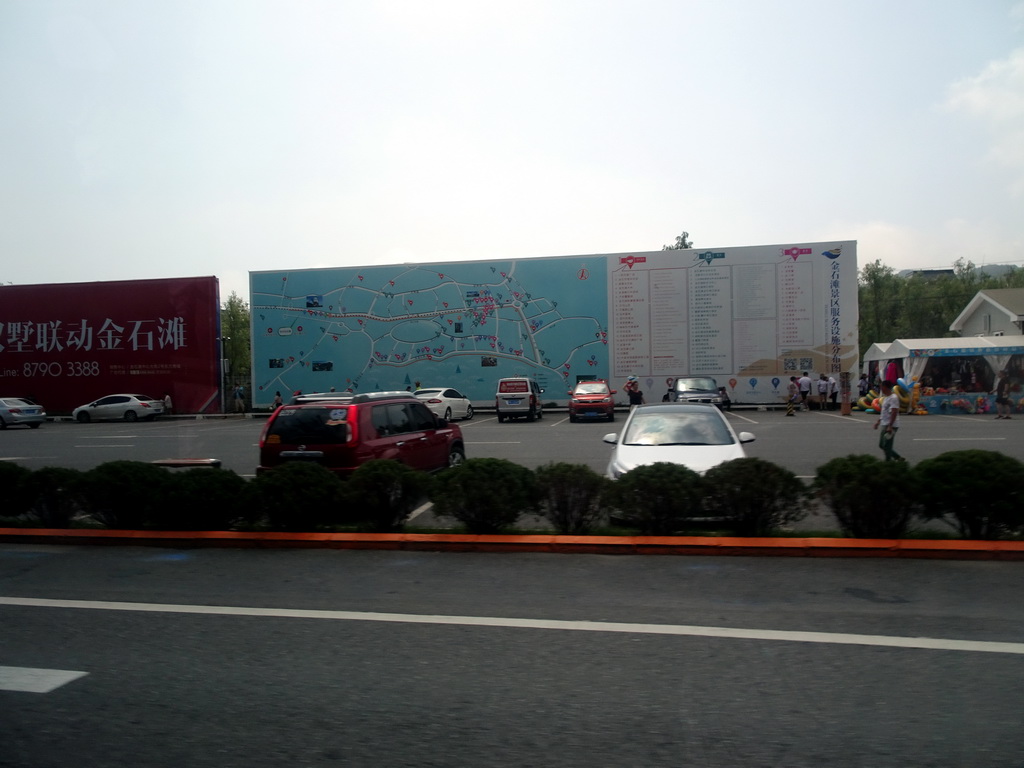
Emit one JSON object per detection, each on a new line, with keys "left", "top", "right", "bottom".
{"left": 2, "top": 546, "right": 1023, "bottom": 767}
{"left": 3, "top": 406, "right": 1024, "bottom": 481}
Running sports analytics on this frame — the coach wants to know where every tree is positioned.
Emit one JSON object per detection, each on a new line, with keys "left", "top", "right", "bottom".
{"left": 662, "top": 231, "right": 693, "bottom": 250}
{"left": 220, "top": 292, "right": 251, "bottom": 388}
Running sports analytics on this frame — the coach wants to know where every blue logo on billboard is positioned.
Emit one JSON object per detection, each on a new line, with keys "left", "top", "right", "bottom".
{"left": 695, "top": 251, "right": 726, "bottom": 266}
{"left": 822, "top": 246, "right": 842, "bottom": 259}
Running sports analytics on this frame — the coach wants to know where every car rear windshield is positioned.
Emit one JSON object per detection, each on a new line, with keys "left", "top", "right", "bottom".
{"left": 499, "top": 380, "right": 529, "bottom": 393}
{"left": 574, "top": 382, "right": 609, "bottom": 394}
{"left": 267, "top": 407, "right": 351, "bottom": 444}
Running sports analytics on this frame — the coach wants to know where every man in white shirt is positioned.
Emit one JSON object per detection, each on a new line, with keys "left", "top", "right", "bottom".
{"left": 872, "top": 380, "right": 904, "bottom": 462}
{"left": 798, "top": 372, "right": 813, "bottom": 411}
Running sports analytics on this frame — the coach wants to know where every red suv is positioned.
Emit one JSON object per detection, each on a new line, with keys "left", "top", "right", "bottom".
{"left": 258, "top": 391, "right": 465, "bottom": 477}
{"left": 567, "top": 379, "right": 617, "bottom": 422}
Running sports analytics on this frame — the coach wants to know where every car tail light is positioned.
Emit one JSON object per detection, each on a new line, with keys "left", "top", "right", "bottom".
{"left": 141, "top": 402, "right": 151, "bottom": 408}
{"left": 8, "top": 408, "right": 21, "bottom": 414}
{"left": 427, "top": 398, "right": 443, "bottom": 404}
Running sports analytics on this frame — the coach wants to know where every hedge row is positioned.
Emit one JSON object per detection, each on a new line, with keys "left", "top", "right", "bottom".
{"left": 2, "top": 450, "right": 1023, "bottom": 539}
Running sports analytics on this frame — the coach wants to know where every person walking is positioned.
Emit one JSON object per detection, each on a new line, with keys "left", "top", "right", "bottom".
{"left": 233, "top": 384, "right": 246, "bottom": 414}
{"left": 993, "top": 369, "right": 1013, "bottom": 419}
{"left": 816, "top": 374, "right": 829, "bottom": 411}
{"left": 624, "top": 376, "right": 644, "bottom": 409}
{"left": 873, "top": 379, "right": 904, "bottom": 462}
{"left": 786, "top": 376, "right": 799, "bottom": 416}
{"left": 827, "top": 374, "right": 839, "bottom": 410}
{"left": 798, "top": 372, "right": 813, "bottom": 411}
{"left": 162, "top": 391, "right": 173, "bottom": 415}
{"left": 272, "top": 391, "right": 283, "bottom": 408}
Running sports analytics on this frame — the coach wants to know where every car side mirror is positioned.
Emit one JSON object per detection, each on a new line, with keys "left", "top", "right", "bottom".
{"left": 610, "top": 389, "right": 617, "bottom": 394}
{"left": 738, "top": 431, "right": 756, "bottom": 444}
{"left": 602, "top": 433, "right": 618, "bottom": 444}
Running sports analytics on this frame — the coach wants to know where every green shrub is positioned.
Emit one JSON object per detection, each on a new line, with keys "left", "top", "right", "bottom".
{"left": 535, "top": 462, "right": 611, "bottom": 534}
{"left": 702, "top": 458, "right": 809, "bottom": 536}
{"left": 913, "top": 450, "right": 1024, "bottom": 539}
{"left": 78, "top": 461, "right": 176, "bottom": 529}
{"left": 250, "top": 462, "right": 344, "bottom": 531}
{"left": 0, "top": 462, "right": 34, "bottom": 518}
{"left": 151, "top": 468, "right": 252, "bottom": 530}
{"left": 341, "top": 459, "right": 431, "bottom": 532}
{"left": 25, "top": 467, "right": 85, "bottom": 528}
{"left": 812, "top": 455, "right": 918, "bottom": 538}
{"left": 611, "top": 462, "right": 704, "bottom": 535}
{"left": 431, "top": 458, "right": 537, "bottom": 534}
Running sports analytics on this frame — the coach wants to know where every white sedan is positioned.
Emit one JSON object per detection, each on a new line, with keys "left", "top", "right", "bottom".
{"left": 72, "top": 393, "right": 165, "bottom": 423}
{"left": 603, "top": 403, "right": 754, "bottom": 479}
{"left": 414, "top": 388, "right": 474, "bottom": 421}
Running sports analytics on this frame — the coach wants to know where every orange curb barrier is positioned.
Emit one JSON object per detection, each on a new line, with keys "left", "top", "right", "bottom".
{"left": 1, "top": 528, "right": 1023, "bottom": 560}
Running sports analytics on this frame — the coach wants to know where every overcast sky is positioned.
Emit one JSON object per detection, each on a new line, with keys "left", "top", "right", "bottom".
{"left": 2, "top": 1, "right": 1022, "bottom": 303}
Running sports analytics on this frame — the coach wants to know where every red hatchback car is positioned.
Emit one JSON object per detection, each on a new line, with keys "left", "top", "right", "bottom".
{"left": 258, "top": 391, "right": 465, "bottom": 477}
{"left": 567, "top": 379, "right": 617, "bottom": 422}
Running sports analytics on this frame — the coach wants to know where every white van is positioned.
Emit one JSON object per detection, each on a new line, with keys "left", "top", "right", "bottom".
{"left": 495, "top": 377, "right": 544, "bottom": 422}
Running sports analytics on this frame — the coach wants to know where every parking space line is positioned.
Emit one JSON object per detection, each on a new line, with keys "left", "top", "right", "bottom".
{"left": 0, "top": 665, "right": 88, "bottom": 693}
{"left": 3, "top": 596, "right": 1023, "bottom": 656}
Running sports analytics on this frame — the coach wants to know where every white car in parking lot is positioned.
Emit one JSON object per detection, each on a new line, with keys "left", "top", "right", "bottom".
{"left": 72, "top": 394, "right": 165, "bottom": 423}
{"left": 603, "top": 403, "right": 755, "bottom": 479}
{"left": 414, "top": 388, "right": 474, "bottom": 421}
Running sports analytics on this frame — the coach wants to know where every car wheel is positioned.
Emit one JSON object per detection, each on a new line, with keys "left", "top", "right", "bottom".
{"left": 447, "top": 445, "right": 466, "bottom": 468}
{"left": 0, "top": 418, "right": 6, "bottom": 429}
{"left": 526, "top": 408, "right": 536, "bottom": 422}
{"left": 29, "top": 422, "right": 41, "bottom": 429}
{"left": 444, "top": 407, "right": 452, "bottom": 421}
{"left": 464, "top": 404, "right": 474, "bottom": 420}
{"left": 569, "top": 413, "right": 577, "bottom": 423}
{"left": 76, "top": 412, "right": 91, "bottom": 424}
{"left": 497, "top": 413, "right": 505, "bottom": 423}
{"left": 124, "top": 410, "right": 138, "bottom": 422}
{"left": 608, "top": 412, "right": 615, "bottom": 422}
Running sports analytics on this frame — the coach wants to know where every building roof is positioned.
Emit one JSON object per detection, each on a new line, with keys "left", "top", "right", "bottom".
{"left": 949, "top": 288, "right": 1024, "bottom": 332}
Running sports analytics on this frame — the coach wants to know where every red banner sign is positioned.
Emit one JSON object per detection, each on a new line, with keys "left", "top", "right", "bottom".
{"left": 0, "top": 277, "right": 221, "bottom": 414}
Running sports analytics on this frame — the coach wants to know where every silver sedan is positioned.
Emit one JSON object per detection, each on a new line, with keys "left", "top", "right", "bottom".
{"left": 0, "top": 397, "right": 47, "bottom": 429}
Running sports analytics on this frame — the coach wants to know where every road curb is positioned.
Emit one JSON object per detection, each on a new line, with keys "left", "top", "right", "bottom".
{"left": 1, "top": 528, "right": 1023, "bottom": 560}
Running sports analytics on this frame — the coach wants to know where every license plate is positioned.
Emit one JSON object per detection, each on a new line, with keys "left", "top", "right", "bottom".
{"left": 506, "top": 399, "right": 521, "bottom": 405}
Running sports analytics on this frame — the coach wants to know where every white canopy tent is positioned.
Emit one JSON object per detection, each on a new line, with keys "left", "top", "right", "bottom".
{"left": 867, "top": 336, "right": 1024, "bottom": 385}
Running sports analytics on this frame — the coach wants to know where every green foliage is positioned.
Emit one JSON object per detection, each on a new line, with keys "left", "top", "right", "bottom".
{"left": 430, "top": 458, "right": 537, "bottom": 534}
{"left": 221, "top": 291, "right": 251, "bottom": 389}
{"left": 913, "top": 450, "right": 1024, "bottom": 539}
{"left": 0, "top": 461, "right": 33, "bottom": 517}
{"left": 154, "top": 468, "right": 252, "bottom": 530}
{"left": 702, "top": 458, "right": 809, "bottom": 536}
{"left": 342, "top": 459, "right": 431, "bottom": 532}
{"left": 250, "top": 462, "right": 344, "bottom": 531}
{"left": 611, "top": 462, "right": 703, "bottom": 535}
{"left": 535, "top": 462, "right": 612, "bottom": 535}
{"left": 78, "top": 461, "right": 176, "bottom": 529}
{"left": 812, "top": 455, "right": 919, "bottom": 538}
{"left": 25, "top": 467, "right": 84, "bottom": 528}
{"left": 662, "top": 231, "right": 693, "bottom": 250}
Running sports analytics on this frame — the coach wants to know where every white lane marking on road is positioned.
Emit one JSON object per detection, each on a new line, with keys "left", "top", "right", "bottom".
{"left": 74, "top": 445, "right": 135, "bottom": 449}
{"left": 2, "top": 596, "right": 1022, "bottom": 656}
{"left": 465, "top": 441, "right": 522, "bottom": 445}
{"left": 726, "top": 412, "right": 758, "bottom": 424}
{"left": 79, "top": 435, "right": 139, "bottom": 439}
{"left": 0, "top": 665, "right": 88, "bottom": 693}
{"left": 913, "top": 438, "right": 1006, "bottom": 442}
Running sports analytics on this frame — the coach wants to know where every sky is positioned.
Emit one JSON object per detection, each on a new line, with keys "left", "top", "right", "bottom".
{"left": 2, "top": 1, "right": 1023, "bottom": 304}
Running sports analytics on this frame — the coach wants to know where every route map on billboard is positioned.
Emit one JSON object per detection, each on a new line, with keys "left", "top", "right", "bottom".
{"left": 251, "top": 257, "right": 609, "bottom": 406}
{"left": 0, "top": 277, "right": 221, "bottom": 414}
{"left": 250, "top": 241, "right": 856, "bottom": 407}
